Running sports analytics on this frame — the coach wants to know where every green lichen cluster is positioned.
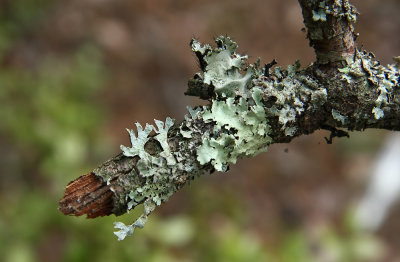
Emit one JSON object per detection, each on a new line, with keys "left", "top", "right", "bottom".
{"left": 191, "top": 37, "right": 272, "bottom": 172}
{"left": 114, "top": 117, "right": 178, "bottom": 240}
{"left": 197, "top": 90, "right": 271, "bottom": 172}
{"left": 120, "top": 118, "right": 176, "bottom": 207}
{"left": 332, "top": 109, "right": 347, "bottom": 125}
{"left": 113, "top": 36, "right": 331, "bottom": 240}
{"left": 312, "top": 1, "right": 328, "bottom": 22}
{"left": 311, "top": 0, "right": 358, "bottom": 24}
{"left": 190, "top": 36, "right": 328, "bottom": 168}
{"left": 112, "top": 37, "right": 273, "bottom": 240}
{"left": 113, "top": 112, "right": 212, "bottom": 240}
{"left": 191, "top": 38, "right": 255, "bottom": 97}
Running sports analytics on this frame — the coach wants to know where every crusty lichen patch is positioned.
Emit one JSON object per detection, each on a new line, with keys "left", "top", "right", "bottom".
{"left": 337, "top": 50, "right": 400, "bottom": 121}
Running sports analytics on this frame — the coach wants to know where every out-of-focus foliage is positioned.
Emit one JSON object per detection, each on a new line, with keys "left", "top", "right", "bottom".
{"left": 0, "top": 0, "right": 399, "bottom": 261}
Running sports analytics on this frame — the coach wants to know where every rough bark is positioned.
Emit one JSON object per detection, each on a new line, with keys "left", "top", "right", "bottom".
{"left": 59, "top": 0, "right": 400, "bottom": 240}
{"left": 298, "top": 0, "right": 358, "bottom": 65}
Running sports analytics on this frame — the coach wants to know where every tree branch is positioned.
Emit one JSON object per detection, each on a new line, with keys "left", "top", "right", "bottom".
{"left": 59, "top": 0, "right": 400, "bottom": 240}
{"left": 298, "top": 0, "right": 358, "bottom": 65}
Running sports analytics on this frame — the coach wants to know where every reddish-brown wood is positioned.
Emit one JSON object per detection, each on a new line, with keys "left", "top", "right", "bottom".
{"left": 59, "top": 173, "right": 114, "bottom": 218}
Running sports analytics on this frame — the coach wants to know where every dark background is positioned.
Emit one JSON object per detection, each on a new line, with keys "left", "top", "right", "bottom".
{"left": 0, "top": 0, "right": 399, "bottom": 261}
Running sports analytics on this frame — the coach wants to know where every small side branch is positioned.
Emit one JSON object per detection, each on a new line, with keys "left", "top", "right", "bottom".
{"left": 298, "top": 0, "right": 358, "bottom": 65}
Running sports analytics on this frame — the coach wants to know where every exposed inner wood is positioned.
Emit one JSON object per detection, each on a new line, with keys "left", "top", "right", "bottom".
{"left": 59, "top": 173, "right": 114, "bottom": 218}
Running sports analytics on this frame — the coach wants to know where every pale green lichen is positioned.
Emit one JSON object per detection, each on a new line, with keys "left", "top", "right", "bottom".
{"left": 332, "top": 109, "right": 347, "bottom": 125}
{"left": 338, "top": 50, "right": 399, "bottom": 120}
{"left": 256, "top": 59, "right": 327, "bottom": 137}
{"left": 120, "top": 123, "right": 152, "bottom": 161}
{"left": 338, "top": 67, "right": 350, "bottom": 74}
{"left": 372, "top": 107, "right": 384, "bottom": 120}
{"left": 323, "top": 0, "right": 358, "bottom": 24}
{"left": 312, "top": 1, "right": 327, "bottom": 22}
{"left": 190, "top": 37, "right": 273, "bottom": 172}
{"left": 114, "top": 100, "right": 218, "bottom": 240}
{"left": 311, "top": 88, "right": 328, "bottom": 105}
{"left": 154, "top": 117, "right": 176, "bottom": 165}
{"left": 114, "top": 199, "right": 156, "bottom": 241}
{"left": 197, "top": 89, "right": 271, "bottom": 171}
{"left": 191, "top": 37, "right": 255, "bottom": 97}
{"left": 191, "top": 36, "right": 328, "bottom": 172}
{"left": 116, "top": 117, "right": 181, "bottom": 240}
{"left": 113, "top": 36, "right": 331, "bottom": 240}
{"left": 285, "top": 127, "right": 297, "bottom": 137}
{"left": 341, "top": 1, "right": 358, "bottom": 23}
{"left": 180, "top": 106, "right": 202, "bottom": 138}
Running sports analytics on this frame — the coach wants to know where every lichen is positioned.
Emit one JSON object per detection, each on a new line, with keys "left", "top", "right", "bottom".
{"left": 154, "top": 117, "right": 176, "bottom": 165}
{"left": 120, "top": 123, "right": 152, "bottom": 161}
{"left": 115, "top": 117, "right": 185, "bottom": 240}
{"left": 190, "top": 37, "right": 255, "bottom": 97}
{"left": 190, "top": 37, "right": 328, "bottom": 171}
{"left": 332, "top": 109, "right": 347, "bottom": 125}
{"left": 180, "top": 106, "right": 201, "bottom": 138}
{"left": 312, "top": 1, "right": 327, "bottom": 22}
{"left": 112, "top": 36, "right": 332, "bottom": 240}
{"left": 372, "top": 107, "right": 384, "bottom": 120}
{"left": 323, "top": 0, "right": 358, "bottom": 24}
{"left": 338, "top": 50, "right": 399, "bottom": 121}
{"left": 114, "top": 199, "right": 155, "bottom": 240}
{"left": 190, "top": 37, "right": 273, "bottom": 171}
{"left": 255, "top": 60, "right": 327, "bottom": 137}
{"left": 197, "top": 90, "right": 272, "bottom": 171}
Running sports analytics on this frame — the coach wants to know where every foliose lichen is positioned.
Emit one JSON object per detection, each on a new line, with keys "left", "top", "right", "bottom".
{"left": 114, "top": 117, "right": 178, "bottom": 240}
{"left": 113, "top": 36, "right": 332, "bottom": 240}
{"left": 114, "top": 199, "right": 155, "bottom": 241}
{"left": 113, "top": 114, "right": 210, "bottom": 240}
{"left": 190, "top": 37, "right": 273, "bottom": 172}
{"left": 312, "top": 1, "right": 327, "bottom": 22}
{"left": 190, "top": 36, "right": 328, "bottom": 169}
{"left": 332, "top": 109, "right": 347, "bottom": 125}
{"left": 197, "top": 90, "right": 271, "bottom": 171}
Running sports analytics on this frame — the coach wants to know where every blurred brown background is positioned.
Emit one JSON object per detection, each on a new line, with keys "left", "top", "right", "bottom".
{"left": 0, "top": 0, "right": 399, "bottom": 261}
